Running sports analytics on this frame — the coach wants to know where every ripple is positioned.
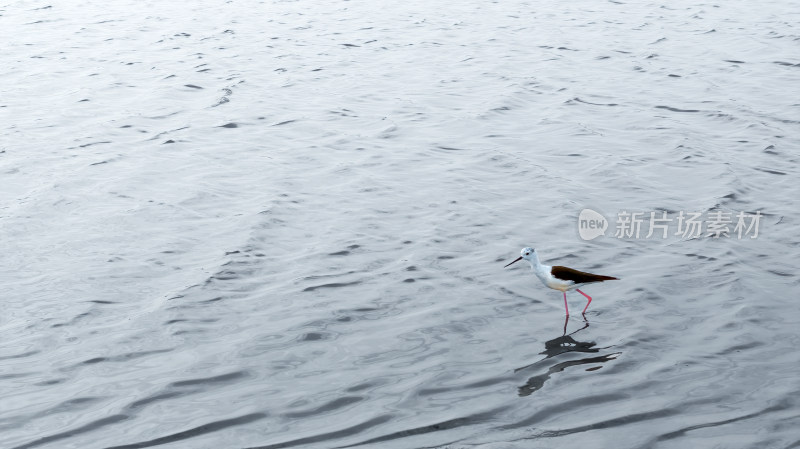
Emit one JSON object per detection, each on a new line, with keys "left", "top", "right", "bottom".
{"left": 11, "top": 415, "right": 130, "bottom": 449}
{"left": 303, "top": 281, "right": 362, "bottom": 292}
{"left": 284, "top": 396, "right": 364, "bottom": 419}
{"left": 655, "top": 105, "right": 700, "bottom": 113}
{"left": 340, "top": 407, "right": 507, "bottom": 448}
{"left": 169, "top": 371, "right": 249, "bottom": 388}
{"left": 245, "top": 415, "right": 394, "bottom": 449}
{"left": 105, "top": 413, "right": 268, "bottom": 449}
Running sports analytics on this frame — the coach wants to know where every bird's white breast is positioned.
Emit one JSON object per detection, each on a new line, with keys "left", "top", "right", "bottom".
{"left": 535, "top": 267, "right": 574, "bottom": 292}
{"left": 545, "top": 277, "right": 574, "bottom": 292}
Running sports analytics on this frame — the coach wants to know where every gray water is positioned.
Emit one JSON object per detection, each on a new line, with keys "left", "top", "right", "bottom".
{"left": 2, "top": 0, "right": 799, "bottom": 448}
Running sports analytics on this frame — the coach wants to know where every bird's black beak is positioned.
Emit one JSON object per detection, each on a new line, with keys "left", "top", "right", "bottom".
{"left": 504, "top": 256, "right": 522, "bottom": 268}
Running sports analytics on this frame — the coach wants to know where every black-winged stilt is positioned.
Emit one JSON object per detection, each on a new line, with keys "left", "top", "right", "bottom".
{"left": 504, "top": 247, "right": 618, "bottom": 316}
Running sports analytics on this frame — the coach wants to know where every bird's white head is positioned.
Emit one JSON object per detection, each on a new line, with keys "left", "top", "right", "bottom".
{"left": 504, "top": 247, "right": 537, "bottom": 268}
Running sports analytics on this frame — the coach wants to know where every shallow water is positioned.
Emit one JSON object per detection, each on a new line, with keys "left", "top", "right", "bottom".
{"left": 1, "top": 0, "right": 799, "bottom": 448}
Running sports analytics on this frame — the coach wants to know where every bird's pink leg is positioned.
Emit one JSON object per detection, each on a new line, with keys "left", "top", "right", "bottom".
{"left": 563, "top": 291, "right": 569, "bottom": 316}
{"left": 577, "top": 289, "right": 592, "bottom": 315}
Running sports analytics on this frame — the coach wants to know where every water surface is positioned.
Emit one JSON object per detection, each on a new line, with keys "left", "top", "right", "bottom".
{"left": 1, "top": 0, "right": 799, "bottom": 448}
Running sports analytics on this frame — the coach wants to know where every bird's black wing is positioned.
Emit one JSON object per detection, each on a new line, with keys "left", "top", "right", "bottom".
{"left": 551, "top": 266, "right": 618, "bottom": 284}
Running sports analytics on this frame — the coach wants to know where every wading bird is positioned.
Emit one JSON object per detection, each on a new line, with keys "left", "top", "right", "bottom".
{"left": 504, "top": 247, "right": 618, "bottom": 316}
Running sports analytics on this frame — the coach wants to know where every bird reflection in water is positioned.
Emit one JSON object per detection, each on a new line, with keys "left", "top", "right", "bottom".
{"left": 516, "top": 317, "right": 620, "bottom": 397}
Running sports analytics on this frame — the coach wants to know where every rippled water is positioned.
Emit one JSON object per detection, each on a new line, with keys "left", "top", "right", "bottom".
{"left": 2, "top": 0, "right": 799, "bottom": 447}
